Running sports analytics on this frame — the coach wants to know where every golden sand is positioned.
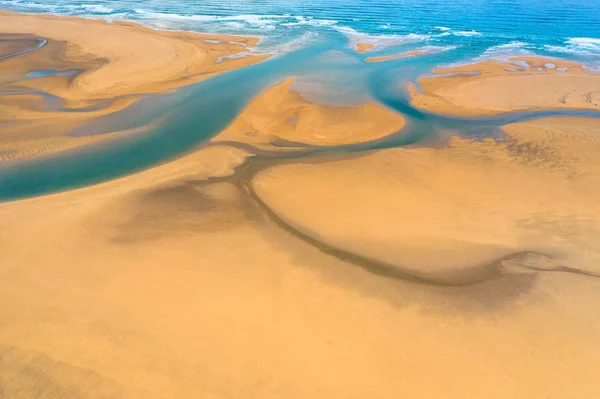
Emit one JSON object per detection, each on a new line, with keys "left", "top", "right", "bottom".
{"left": 365, "top": 50, "right": 424, "bottom": 63}
{"left": 212, "top": 77, "right": 406, "bottom": 148}
{"left": 2, "top": 16, "right": 600, "bottom": 396}
{"left": 0, "top": 11, "right": 269, "bottom": 161}
{"left": 410, "top": 57, "right": 600, "bottom": 115}
{"left": 355, "top": 42, "right": 374, "bottom": 53}
{"left": 2, "top": 116, "right": 600, "bottom": 398}
{"left": 253, "top": 116, "right": 600, "bottom": 281}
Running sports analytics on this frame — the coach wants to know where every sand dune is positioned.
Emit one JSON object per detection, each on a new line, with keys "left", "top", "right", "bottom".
{"left": 212, "top": 78, "right": 405, "bottom": 148}
{"left": 411, "top": 57, "right": 600, "bottom": 115}
{"left": 0, "top": 11, "right": 268, "bottom": 161}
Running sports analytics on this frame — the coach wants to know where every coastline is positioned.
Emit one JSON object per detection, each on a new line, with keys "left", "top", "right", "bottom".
{"left": 2, "top": 6, "right": 600, "bottom": 399}
{"left": 0, "top": 9, "right": 270, "bottom": 162}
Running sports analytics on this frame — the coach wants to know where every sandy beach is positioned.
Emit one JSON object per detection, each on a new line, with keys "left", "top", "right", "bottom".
{"left": 0, "top": 10, "right": 268, "bottom": 161}
{"left": 2, "top": 5, "right": 600, "bottom": 399}
{"left": 411, "top": 57, "right": 600, "bottom": 116}
{"left": 2, "top": 111, "right": 600, "bottom": 398}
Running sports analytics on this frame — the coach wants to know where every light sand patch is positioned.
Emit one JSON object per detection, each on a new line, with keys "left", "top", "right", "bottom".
{"left": 1, "top": 128, "right": 600, "bottom": 398}
{"left": 212, "top": 78, "right": 405, "bottom": 148}
{"left": 410, "top": 57, "right": 600, "bottom": 115}
{"left": 366, "top": 50, "right": 424, "bottom": 63}
{"left": 355, "top": 42, "right": 374, "bottom": 53}
{"left": 253, "top": 117, "right": 600, "bottom": 282}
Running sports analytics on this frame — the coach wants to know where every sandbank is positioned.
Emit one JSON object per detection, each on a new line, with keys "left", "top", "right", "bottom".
{"left": 0, "top": 10, "right": 269, "bottom": 161}
{"left": 355, "top": 42, "right": 374, "bottom": 53}
{"left": 410, "top": 56, "right": 600, "bottom": 116}
{"left": 366, "top": 50, "right": 424, "bottom": 63}
{"left": 212, "top": 77, "right": 405, "bottom": 148}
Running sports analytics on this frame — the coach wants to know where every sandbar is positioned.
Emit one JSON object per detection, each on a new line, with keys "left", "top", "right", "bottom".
{"left": 410, "top": 56, "right": 600, "bottom": 116}
{"left": 366, "top": 50, "right": 424, "bottom": 63}
{"left": 355, "top": 42, "right": 375, "bottom": 53}
{"left": 212, "top": 77, "right": 405, "bottom": 148}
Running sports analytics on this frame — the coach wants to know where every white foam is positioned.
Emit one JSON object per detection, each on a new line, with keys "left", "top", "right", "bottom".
{"left": 478, "top": 41, "right": 534, "bottom": 61}
{"left": 434, "top": 26, "right": 451, "bottom": 31}
{"left": 334, "top": 26, "right": 430, "bottom": 50}
{"left": 281, "top": 16, "right": 338, "bottom": 27}
{"left": 453, "top": 30, "right": 482, "bottom": 37}
{"left": 80, "top": 4, "right": 114, "bottom": 13}
{"left": 545, "top": 37, "right": 600, "bottom": 56}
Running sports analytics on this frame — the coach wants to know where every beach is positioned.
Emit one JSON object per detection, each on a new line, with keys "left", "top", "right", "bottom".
{"left": 0, "top": 10, "right": 268, "bottom": 161}
{"left": 2, "top": 4, "right": 600, "bottom": 399}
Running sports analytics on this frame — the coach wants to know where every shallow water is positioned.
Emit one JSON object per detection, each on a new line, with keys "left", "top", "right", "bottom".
{"left": 0, "top": 1, "right": 599, "bottom": 201}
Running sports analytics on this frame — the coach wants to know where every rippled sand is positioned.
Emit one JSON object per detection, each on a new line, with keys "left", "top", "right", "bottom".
{"left": 0, "top": 11, "right": 268, "bottom": 161}
{"left": 411, "top": 57, "right": 600, "bottom": 115}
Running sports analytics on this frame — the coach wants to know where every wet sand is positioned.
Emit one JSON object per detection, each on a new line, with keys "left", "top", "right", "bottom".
{"left": 366, "top": 50, "right": 424, "bottom": 63}
{"left": 0, "top": 11, "right": 268, "bottom": 161}
{"left": 410, "top": 57, "right": 600, "bottom": 115}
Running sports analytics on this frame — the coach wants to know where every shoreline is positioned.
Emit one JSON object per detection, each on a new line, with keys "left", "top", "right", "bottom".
{"left": 0, "top": 9, "right": 271, "bottom": 162}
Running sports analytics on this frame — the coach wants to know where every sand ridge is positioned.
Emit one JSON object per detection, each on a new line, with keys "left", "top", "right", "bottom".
{"left": 410, "top": 56, "right": 600, "bottom": 116}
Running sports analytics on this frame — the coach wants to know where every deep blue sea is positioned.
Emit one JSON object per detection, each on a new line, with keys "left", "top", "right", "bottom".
{"left": 0, "top": 0, "right": 599, "bottom": 200}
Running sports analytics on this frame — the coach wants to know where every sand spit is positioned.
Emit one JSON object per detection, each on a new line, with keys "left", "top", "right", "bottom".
{"left": 355, "top": 42, "right": 374, "bottom": 53}
{"left": 366, "top": 50, "right": 424, "bottom": 63}
{"left": 212, "top": 78, "right": 405, "bottom": 148}
{"left": 410, "top": 56, "right": 600, "bottom": 115}
{"left": 0, "top": 11, "right": 269, "bottom": 161}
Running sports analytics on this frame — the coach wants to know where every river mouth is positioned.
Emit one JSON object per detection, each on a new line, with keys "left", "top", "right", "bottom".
{"left": 1, "top": 34, "right": 599, "bottom": 202}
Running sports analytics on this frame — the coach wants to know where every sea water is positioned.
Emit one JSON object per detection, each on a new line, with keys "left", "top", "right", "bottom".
{"left": 0, "top": 0, "right": 599, "bottom": 200}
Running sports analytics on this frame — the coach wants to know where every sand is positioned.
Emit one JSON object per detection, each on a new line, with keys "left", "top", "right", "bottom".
{"left": 212, "top": 77, "right": 406, "bottom": 148}
{"left": 355, "top": 42, "right": 374, "bottom": 53}
{"left": 253, "top": 116, "right": 600, "bottom": 282}
{"left": 0, "top": 11, "right": 269, "bottom": 161}
{"left": 410, "top": 57, "right": 600, "bottom": 115}
{"left": 2, "top": 11, "right": 600, "bottom": 398}
{"left": 365, "top": 50, "right": 424, "bottom": 63}
{"left": 2, "top": 115, "right": 600, "bottom": 398}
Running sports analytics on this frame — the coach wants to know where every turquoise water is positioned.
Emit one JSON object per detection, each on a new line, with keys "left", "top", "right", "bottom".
{"left": 0, "top": 0, "right": 599, "bottom": 201}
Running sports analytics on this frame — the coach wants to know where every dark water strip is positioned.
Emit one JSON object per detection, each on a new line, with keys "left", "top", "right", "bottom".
{"left": 0, "top": 38, "right": 47, "bottom": 61}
